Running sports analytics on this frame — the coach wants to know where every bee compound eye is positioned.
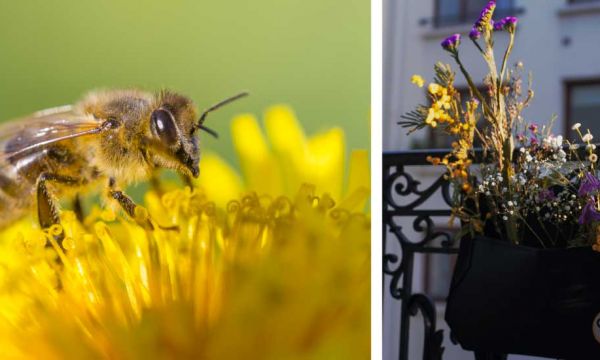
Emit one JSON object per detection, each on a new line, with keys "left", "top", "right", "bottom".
{"left": 151, "top": 109, "right": 179, "bottom": 146}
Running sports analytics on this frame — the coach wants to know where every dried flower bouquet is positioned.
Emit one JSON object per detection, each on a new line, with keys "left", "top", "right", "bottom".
{"left": 401, "top": 0, "right": 599, "bottom": 249}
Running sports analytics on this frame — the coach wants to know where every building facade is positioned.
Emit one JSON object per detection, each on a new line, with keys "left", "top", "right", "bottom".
{"left": 383, "top": 0, "right": 600, "bottom": 359}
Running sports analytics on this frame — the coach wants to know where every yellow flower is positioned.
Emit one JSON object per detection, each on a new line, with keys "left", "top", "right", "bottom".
{"left": 433, "top": 100, "right": 450, "bottom": 111}
{"left": 439, "top": 94, "right": 451, "bottom": 106}
{"left": 411, "top": 74, "right": 424, "bottom": 87}
{"left": 425, "top": 108, "right": 436, "bottom": 125}
{"left": 428, "top": 83, "right": 443, "bottom": 95}
{"left": 0, "top": 106, "right": 370, "bottom": 359}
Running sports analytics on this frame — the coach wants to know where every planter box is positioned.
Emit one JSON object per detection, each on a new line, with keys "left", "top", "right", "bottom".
{"left": 446, "top": 235, "right": 600, "bottom": 359}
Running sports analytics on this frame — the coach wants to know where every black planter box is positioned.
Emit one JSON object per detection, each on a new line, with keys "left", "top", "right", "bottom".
{"left": 446, "top": 235, "right": 600, "bottom": 359}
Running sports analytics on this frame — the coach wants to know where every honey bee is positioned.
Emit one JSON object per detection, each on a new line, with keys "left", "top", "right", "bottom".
{"left": 0, "top": 89, "right": 247, "bottom": 240}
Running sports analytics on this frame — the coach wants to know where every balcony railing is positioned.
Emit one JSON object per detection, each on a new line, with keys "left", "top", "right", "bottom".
{"left": 383, "top": 147, "right": 591, "bottom": 360}
{"left": 384, "top": 150, "right": 461, "bottom": 360}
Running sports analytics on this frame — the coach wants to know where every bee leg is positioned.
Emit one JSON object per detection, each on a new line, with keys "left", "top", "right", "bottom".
{"left": 109, "top": 190, "right": 139, "bottom": 220}
{"left": 180, "top": 174, "right": 194, "bottom": 189}
{"left": 109, "top": 188, "right": 155, "bottom": 230}
{"left": 149, "top": 171, "right": 164, "bottom": 197}
{"left": 73, "top": 194, "right": 85, "bottom": 223}
{"left": 37, "top": 173, "right": 79, "bottom": 249}
{"left": 109, "top": 179, "right": 179, "bottom": 232}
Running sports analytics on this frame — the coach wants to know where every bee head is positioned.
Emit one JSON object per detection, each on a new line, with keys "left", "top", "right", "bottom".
{"left": 147, "top": 91, "right": 200, "bottom": 178}
{"left": 147, "top": 90, "right": 248, "bottom": 178}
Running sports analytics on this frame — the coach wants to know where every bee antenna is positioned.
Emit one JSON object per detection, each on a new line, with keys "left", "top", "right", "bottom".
{"left": 196, "top": 91, "right": 249, "bottom": 128}
{"left": 198, "top": 124, "right": 219, "bottom": 138}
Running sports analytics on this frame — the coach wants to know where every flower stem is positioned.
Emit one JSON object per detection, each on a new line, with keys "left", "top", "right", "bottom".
{"left": 499, "top": 32, "right": 515, "bottom": 89}
{"left": 453, "top": 53, "right": 496, "bottom": 123}
{"left": 470, "top": 38, "right": 485, "bottom": 55}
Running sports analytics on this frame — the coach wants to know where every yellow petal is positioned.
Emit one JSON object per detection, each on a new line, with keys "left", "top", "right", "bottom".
{"left": 264, "top": 105, "right": 308, "bottom": 196}
{"left": 347, "top": 150, "right": 369, "bottom": 194}
{"left": 306, "top": 128, "right": 345, "bottom": 201}
{"left": 231, "top": 113, "right": 283, "bottom": 195}
{"left": 340, "top": 149, "right": 370, "bottom": 211}
{"left": 195, "top": 153, "right": 243, "bottom": 208}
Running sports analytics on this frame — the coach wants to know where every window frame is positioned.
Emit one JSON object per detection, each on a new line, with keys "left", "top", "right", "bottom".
{"left": 564, "top": 78, "right": 600, "bottom": 138}
{"left": 568, "top": 0, "right": 600, "bottom": 4}
{"left": 433, "top": 0, "right": 517, "bottom": 28}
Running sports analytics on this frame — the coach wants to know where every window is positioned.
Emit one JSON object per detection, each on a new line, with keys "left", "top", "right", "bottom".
{"left": 565, "top": 80, "right": 600, "bottom": 142}
{"left": 434, "top": 0, "right": 518, "bottom": 27}
{"left": 569, "top": 0, "right": 600, "bottom": 4}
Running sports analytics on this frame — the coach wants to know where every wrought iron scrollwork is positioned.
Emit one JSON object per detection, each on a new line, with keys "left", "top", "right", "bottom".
{"left": 383, "top": 151, "right": 464, "bottom": 360}
{"left": 411, "top": 215, "right": 453, "bottom": 247}
{"left": 408, "top": 294, "right": 445, "bottom": 360}
{"left": 384, "top": 165, "right": 454, "bottom": 211}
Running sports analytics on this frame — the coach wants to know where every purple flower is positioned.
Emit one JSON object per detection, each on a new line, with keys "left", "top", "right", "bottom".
{"left": 530, "top": 136, "right": 538, "bottom": 145}
{"left": 469, "top": 27, "right": 481, "bottom": 40}
{"left": 578, "top": 199, "right": 600, "bottom": 225}
{"left": 441, "top": 34, "right": 461, "bottom": 52}
{"left": 528, "top": 124, "right": 538, "bottom": 133}
{"left": 493, "top": 16, "right": 518, "bottom": 33}
{"left": 473, "top": 0, "right": 496, "bottom": 33}
{"left": 578, "top": 172, "right": 600, "bottom": 197}
{"left": 503, "top": 16, "right": 518, "bottom": 30}
{"left": 493, "top": 20, "right": 503, "bottom": 32}
{"left": 537, "top": 189, "right": 556, "bottom": 202}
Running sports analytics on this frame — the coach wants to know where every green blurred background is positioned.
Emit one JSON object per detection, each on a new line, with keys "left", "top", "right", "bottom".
{"left": 0, "top": 0, "right": 370, "bottom": 169}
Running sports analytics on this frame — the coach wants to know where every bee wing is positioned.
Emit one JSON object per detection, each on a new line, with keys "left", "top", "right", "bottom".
{"left": 0, "top": 106, "right": 106, "bottom": 164}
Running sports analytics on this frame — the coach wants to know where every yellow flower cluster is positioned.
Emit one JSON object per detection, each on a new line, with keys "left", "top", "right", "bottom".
{"left": 412, "top": 76, "right": 478, "bottom": 193}
{"left": 0, "top": 106, "right": 370, "bottom": 359}
{"left": 411, "top": 74, "right": 424, "bottom": 88}
{"left": 426, "top": 151, "right": 472, "bottom": 192}
{"left": 424, "top": 83, "right": 453, "bottom": 129}
{"left": 412, "top": 75, "right": 477, "bottom": 136}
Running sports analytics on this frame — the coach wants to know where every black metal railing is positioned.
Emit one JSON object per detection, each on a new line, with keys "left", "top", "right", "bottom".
{"left": 383, "top": 146, "right": 593, "bottom": 360}
{"left": 383, "top": 149, "right": 460, "bottom": 360}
